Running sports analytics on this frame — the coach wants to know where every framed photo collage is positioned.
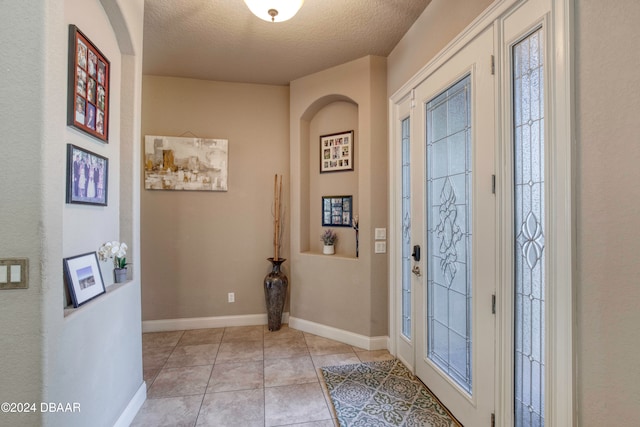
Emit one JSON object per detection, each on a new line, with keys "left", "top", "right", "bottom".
{"left": 67, "top": 25, "right": 110, "bottom": 142}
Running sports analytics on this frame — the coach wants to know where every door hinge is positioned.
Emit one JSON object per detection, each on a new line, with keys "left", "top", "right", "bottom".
{"left": 491, "top": 412, "right": 495, "bottom": 427}
{"left": 410, "top": 89, "right": 416, "bottom": 109}
{"left": 491, "top": 294, "right": 496, "bottom": 314}
{"left": 491, "top": 55, "right": 495, "bottom": 75}
{"left": 491, "top": 174, "right": 496, "bottom": 194}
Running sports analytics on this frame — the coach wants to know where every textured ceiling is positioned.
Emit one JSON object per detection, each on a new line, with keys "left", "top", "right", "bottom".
{"left": 143, "top": 0, "right": 431, "bottom": 85}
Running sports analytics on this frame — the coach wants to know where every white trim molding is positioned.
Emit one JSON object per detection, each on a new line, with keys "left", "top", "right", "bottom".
{"left": 113, "top": 382, "right": 146, "bottom": 427}
{"left": 142, "top": 312, "right": 290, "bottom": 333}
{"left": 289, "top": 316, "right": 389, "bottom": 351}
{"left": 547, "top": 0, "right": 576, "bottom": 425}
{"left": 142, "top": 313, "right": 387, "bottom": 350}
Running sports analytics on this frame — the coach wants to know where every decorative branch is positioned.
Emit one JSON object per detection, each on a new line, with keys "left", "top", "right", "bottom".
{"left": 352, "top": 215, "right": 359, "bottom": 258}
{"left": 273, "top": 174, "right": 283, "bottom": 260}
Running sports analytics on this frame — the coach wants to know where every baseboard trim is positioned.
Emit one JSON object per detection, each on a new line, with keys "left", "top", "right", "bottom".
{"left": 142, "top": 312, "right": 290, "bottom": 333}
{"left": 142, "top": 314, "right": 388, "bottom": 351}
{"left": 113, "top": 381, "right": 146, "bottom": 427}
{"left": 288, "top": 316, "right": 389, "bottom": 351}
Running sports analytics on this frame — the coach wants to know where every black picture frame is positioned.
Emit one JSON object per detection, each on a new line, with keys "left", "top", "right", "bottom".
{"left": 322, "top": 195, "right": 353, "bottom": 227}
{"left": 67, "top": 25, "right": 110, "bottom": 142}
{"left": 320, "top": 130, "right": 354, "bottom": 173}
{"left": 66, "top": 144, "right": 109, "bottom": 206}
{"left": 63, "top": 252, "right": 106, "bottom": 308}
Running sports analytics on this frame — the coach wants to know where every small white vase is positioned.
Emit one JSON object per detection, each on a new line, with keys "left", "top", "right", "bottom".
{"left": 323, "top": 244, "right": 335, "bottom": 255}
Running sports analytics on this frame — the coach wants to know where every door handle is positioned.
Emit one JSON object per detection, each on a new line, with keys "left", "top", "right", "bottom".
{"left": 411, "top": 265, "right": 422, "bottom": 277}
{"left": 412, "top": 245, "right": 421, "bottom": 261}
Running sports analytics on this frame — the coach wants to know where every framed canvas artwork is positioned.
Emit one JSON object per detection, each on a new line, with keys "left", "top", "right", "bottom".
{"left": 144, "top": 135, "right": 229, "bottom": 191}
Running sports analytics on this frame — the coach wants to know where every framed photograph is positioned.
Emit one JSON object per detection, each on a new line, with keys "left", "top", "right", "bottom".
{"left": 322, "top": 195, "right": 353, "bottom": 227}
{"left": 144, "top": 135, "right": 229, "bottom": 191}
{"left": 63, "top": 252, "right": 106, "bottom": 308}
{"left": 320, "top": 130, "right": 354, "bottom": 173}
{"left": 66, "top": 144, "right": 109, "bottom": 206}
{"left": 67, "top": 25, "right": 110, "bottom": 142}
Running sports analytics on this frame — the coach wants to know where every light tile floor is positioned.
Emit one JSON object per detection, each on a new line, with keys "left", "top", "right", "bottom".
{"left": 133, "top": 324, "right": 394, "bottom": 427}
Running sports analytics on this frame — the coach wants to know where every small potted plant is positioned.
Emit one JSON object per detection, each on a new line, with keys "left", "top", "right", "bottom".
{"left": 321, "top": 229, "right": 337, "bottom": 255}
{"left": 98, "top": 241, "right": 128, "bottom": 283}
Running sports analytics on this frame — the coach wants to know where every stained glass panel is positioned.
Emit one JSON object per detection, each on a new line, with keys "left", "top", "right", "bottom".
{"left": 401, "top": 117, "right": 412, "bottom": 339}
{"left": 514, "top": 28, "right": 545, "bottom": 427}
{"left": 426, "top": 75, "right": 472, "bottom": 394}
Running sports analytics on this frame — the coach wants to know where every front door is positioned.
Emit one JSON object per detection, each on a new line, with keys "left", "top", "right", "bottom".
{"left": 411, "top": 26, "right": 496, "bottom": 426}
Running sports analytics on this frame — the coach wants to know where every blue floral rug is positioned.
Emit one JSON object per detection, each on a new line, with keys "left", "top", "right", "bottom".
{"left": 320, "top": 359, "right": 460, "bottom": 427}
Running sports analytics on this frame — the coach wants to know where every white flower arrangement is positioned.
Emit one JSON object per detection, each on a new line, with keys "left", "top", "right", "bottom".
{"left": 98, "top": 241, "right": 128, "bottom": 269}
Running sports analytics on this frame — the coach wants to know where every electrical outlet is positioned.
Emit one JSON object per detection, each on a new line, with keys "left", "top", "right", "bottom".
{"left": 228, "top": 292, "right": 235, "bottom": 303}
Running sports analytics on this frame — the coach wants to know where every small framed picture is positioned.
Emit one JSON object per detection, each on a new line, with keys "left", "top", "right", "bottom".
{"left": 320, "top": 130, "right": 354, "bottom": 173}
{"left": 322, "top": 195, "right": 353, "bottom": 227}
{"left": 66, "top": 144, "right": 109, "bottom": 206}
{"left": 63, "top": 252, "right": 106, "bottom": 308}
{"left": 67, "top": 25, "right": 110, "bottom": 142}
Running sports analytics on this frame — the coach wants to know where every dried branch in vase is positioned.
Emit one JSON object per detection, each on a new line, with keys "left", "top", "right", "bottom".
{"left": 272, "top": 174, "right": 284, "bottom": 261}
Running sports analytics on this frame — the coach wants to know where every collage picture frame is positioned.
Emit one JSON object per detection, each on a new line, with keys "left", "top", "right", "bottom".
{"left": 320, "top": 130, "right": 354, "bottom": 173}
{"left": 322, "top": 195, "right": 353, "bottom": 227}
{"left": 67, "top": 25, "right": 110, "bottom": 142}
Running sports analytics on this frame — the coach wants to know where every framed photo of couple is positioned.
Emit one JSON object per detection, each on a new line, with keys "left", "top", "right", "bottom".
{"left": 66, "top": 144, "right": 109, "bottom": 206}
{"left": 67, "top": 25, "right": 110, "bottom": 142}
{"left": 320, "top": 130, "right": 354, "bottom": 173}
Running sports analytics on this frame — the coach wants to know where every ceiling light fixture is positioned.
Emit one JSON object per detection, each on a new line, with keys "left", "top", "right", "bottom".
{"left": 243, "top": 0, "right": 304, "bottom": 23}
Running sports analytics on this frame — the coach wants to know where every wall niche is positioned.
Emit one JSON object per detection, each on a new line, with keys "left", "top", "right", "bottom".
{"left": 304, "top": 100, "right": 359, "bottom": 257}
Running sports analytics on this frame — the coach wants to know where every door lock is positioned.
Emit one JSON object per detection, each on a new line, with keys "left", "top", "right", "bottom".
{"left": 411, "top": 265, "right": 422, "bottom": 277}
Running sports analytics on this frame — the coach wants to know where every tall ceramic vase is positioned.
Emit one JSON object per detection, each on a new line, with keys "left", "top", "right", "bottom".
{"left": 264, "top": 258, "right": 288, "bottom": 331}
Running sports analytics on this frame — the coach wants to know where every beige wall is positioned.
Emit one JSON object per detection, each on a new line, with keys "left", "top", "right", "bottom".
{"left": 141, "top": 76, "right": 290, "bottom": 320}
{"left": 387, "top": 0, "right": 494, "bottom": 95}
{"left": 290, "top": 56, "right": 388, "bottom": 337}
{"left": 0, "top": 3, "right": 52, "bottom": 423}
{"left": 575, "top": 0, "right": 640, "bottom": 424}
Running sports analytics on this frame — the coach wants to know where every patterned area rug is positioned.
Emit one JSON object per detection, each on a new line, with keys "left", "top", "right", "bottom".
{"left": 321, "top": 359, "right": 461, "bottom": 427}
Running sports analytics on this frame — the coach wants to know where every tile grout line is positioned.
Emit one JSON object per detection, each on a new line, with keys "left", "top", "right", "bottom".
{"left": 146, "top": 330, "right": 185, "bottom": 398}
{"left": 263, "top": 326, "right": 267, "bottom": 427}
{"left": 193, "top": 326, "right": 223, "bottom": 427}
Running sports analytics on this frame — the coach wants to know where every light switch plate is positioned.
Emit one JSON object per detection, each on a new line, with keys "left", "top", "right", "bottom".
{"left": 375, "top": 228, "right": 387, "bottom": 240}
{"left": 0, "top": 258, "right": 28, "bottom": 289}
{"left": 375, "top": 241, "right": 387, "bottom": 254}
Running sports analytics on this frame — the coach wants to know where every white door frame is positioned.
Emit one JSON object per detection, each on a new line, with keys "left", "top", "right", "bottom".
{"left": 388, "top": 0, "right": 575, "bottom": 425}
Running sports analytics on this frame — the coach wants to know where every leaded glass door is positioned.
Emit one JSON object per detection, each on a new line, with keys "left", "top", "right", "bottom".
{"left": 413, "top": 27, "right": 496, "bottom": 426}
{"left": 395, "top": 96, "right": 415, "bottom": 368}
